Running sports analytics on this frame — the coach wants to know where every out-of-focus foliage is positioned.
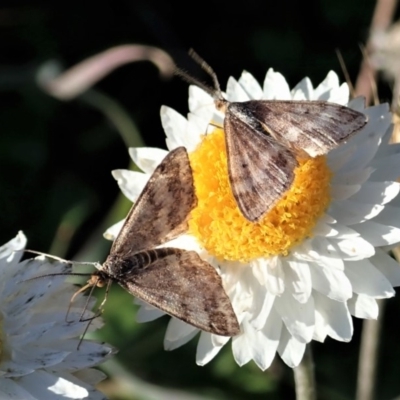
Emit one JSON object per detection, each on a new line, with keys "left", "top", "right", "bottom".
{"left": 2, "top": 1, "right": 400, "bottom": 399}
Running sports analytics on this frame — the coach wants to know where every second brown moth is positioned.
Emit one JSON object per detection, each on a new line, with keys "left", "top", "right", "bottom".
{"left": 176, "top": 50, "right": 368, "bottom": 222}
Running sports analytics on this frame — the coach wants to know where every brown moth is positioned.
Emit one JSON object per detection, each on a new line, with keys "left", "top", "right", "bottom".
{"left": 88, "top": 147, "right": 240, "bottom": 336}
{"left": 176, "top": 50, "right": 368, "bottom": 222}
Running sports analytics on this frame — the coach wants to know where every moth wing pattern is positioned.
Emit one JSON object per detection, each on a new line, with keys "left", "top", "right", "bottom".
{"left": 225, "top": 111, "right": 298, "bottom": 222}
{"left": 110, "top": 147, "right": 197, "bottom": 257}
{"left": 244, "top": 100, "right": 367, "bottom": 157}
{"left": 117, "top": 248, "right": 240, "bottom": 336}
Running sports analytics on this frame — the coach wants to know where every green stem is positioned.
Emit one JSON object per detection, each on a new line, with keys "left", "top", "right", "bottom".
{"left": 294, "top": 345, "right": 317, "bottom": 400}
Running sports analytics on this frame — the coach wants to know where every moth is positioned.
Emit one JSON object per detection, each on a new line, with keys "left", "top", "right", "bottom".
{"left": 86, "top": 147, "right": 240, "bottom": 336}
{"left": 176, "top": 50, "right": 368, "bottom": 222}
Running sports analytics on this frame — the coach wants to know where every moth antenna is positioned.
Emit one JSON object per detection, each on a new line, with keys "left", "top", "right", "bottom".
{"left": 76, "top": 279, "right": 112, "bottom": 350}
{"left": 188, "top": 49, "right": 222, "bottom": 96}
{"left": 24, "top": 249, "right": 98, "bottom": 267}
{"left": 25, "top": 272, "right": 93, "bottom": 282}
{"left": 174, "top": 67, "right": 216, "bottom": 98}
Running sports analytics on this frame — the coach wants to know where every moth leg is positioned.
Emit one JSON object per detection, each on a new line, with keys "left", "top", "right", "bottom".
{"left": 76, "top": 279, "right": 113, "bottom": 350}
{"left": 65, "top": 280, "right": 97, "bottom": 323}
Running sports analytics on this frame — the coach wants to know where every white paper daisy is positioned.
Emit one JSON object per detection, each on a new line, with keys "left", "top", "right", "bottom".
{"left": 0, "top": 232, "right": 114, "bottom": 399}
{"left": 106, "top": 67, "right": 400, "bottom": 370}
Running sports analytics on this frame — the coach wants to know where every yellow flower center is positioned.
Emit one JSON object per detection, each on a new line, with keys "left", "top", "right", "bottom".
{"left": 188, "top": 128, "right": 332, "bottom": 263}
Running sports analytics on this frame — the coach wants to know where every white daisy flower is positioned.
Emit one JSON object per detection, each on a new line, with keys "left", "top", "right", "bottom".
{"left": 106, "top": 67, "right": 400, "bottom": 370}
{"left": 0, "top": 232, "right": 114, "bottom": 399}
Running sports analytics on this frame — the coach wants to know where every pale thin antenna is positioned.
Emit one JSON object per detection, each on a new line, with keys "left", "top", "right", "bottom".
{"left": 174, "top": 68, "right": 216, "bottom": 97}
{"left": 188, "top": 49, "right": 222, "bottom": 95}
{"left": 174, "top": 49, "right": 224, "bottom": 101}
{"left": 24, "top": 249, "right": 99, "bottom": 267}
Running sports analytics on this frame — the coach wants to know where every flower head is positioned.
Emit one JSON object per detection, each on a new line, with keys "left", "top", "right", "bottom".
{"left": 106, "top": 67, "right": 400, "bottom": 370}
{"left": 0, "top": 232, "right": 114, "bottom": 398}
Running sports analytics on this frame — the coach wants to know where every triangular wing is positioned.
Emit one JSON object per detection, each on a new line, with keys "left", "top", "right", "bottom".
{"left": 110, "top": 147, "right": 197, "bottom": 257}
{"left": 117, "top": 248, "right": 240, "bottom": 336}
{"left": 224, "top": 110, "right": 298, "bottom": 222}
{"left": 244, "top": 100, "right": 367, "bottom": 157}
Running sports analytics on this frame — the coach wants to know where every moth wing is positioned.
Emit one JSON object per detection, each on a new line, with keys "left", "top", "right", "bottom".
{"left": 245, "top": 100, "right": 367, "bottom": 157}
{"left": 225, "top": 111, "right": 298, "bottom": 222}
{"left": 118, "top": 248, "right": 240, "bottom": 336}
{"left": 111, "top": 147, "right": 196, "bottom": 257}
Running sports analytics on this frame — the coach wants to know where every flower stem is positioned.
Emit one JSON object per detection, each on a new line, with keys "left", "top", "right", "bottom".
{"left": 356, "top": 300, "right": 385, "bottom": 400}
{"left": 293, "top": 345, "right": 316, "bottom": 400}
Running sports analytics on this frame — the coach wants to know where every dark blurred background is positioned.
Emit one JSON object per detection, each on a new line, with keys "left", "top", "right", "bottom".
{"left": 1, "top": 1, "right": 400, "bottom": 399}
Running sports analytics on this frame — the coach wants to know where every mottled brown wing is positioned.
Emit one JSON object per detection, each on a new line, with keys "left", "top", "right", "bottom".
{"left": 242, "top": 100, "right": 367, "bottom": 157}
{"left": 110, "top": 147, "right": 197, "bottom": 257}
{"left": 224, "top": 111, "right": 298, "bottom": 222}
{"left": 117, "top": 248, "right": 240, "bottom": 336}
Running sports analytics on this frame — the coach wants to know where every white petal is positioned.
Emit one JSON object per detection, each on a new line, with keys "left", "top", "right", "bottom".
{"left": 296, "top": 237, "right": 345, "bottom": 270}
{"left": 164, "top": 329, "right": 199, "bottom": 351}
{"left": 348, "top": 294, "right": 378, "bottom": 319}
{"left": 348, "top": 96, "right": 366, "bottom": 111}
{"left": 326, "top": 83, "right": 350, "bottom": 105}
{"left": 18, "top": 371, "right": 89, "bottom": 399}
{"left": 252, "top": 256, "right": 284, "bottom": 295}
{"left": 188, "top": 85, "right": 213, "bottom": 115}
{"left": 319, "top": 222, "right": 359, "bottom": 239}
{"left": 370, "top": 152, "right": 400, "bottom": 181}
{"left": 330, "top": 183, "right": 361, "bottom": 200}
{"left": 0, "top": 231, "right": 27, "bottom": 262}
{"left": 337, "top": 105, "right": 391, "bottom": 172}
{"left": 250, "top": 291, "right": 276, "bottom": 330}
{"left": 226, "top": 77, "right": 250, "bottom": 102}
{"left": 291, "top": 77, "right": 313, "bottom": 100}
{"left": 275, "top": 290, "right": 315, "bottom": 343}
{"left": 313, "top": 291, "right": 353, "bottom": 341}
{"left": 370, "top": 248, "right": 400, "bottom": 286}
{"left": 309, "top": 262, "right": 352, "bottom": 301}
{"left": 103, "top": 219, "right": 124, "bottom": 240}
{"left": 286, "top": 259, "right": 312, "bottom": 303}
{"left": 263, "top": 69, "right": 291, "bottom": 100}
{"left": 234, "top": 314, "right": 281, "bottom": 371}
{"left": 50, "top": 341, "right": 113, "bottom": 370}
{"left": 277, "top": 327, "right": 306, "bottom": 367}
{"left": 128, "top": 147, "right": 168, "bottom": 174}
{"left": 373, "top": 205, "right": 400, "bottom": 229}
{"left": 351, "top": 220, "right": 400, "bottom": 246}
{"left": 328, "top": 237, "right": 375, "bottom": 261}
{"left": 0, "top": 378, "right": 37, "bottom": 400}
{"left": 329, "top": 199, "right": 384, "bottom": 225}
{"left": 345, "top": 259, "right": 395, "bottom": 298}
{"left": 313, "top": 221, "right": 338, "bottom": 237}
{"left": 258, "top": 309, "right": 283, "bottom": 368}
{"left": 375, "top": 130, "right": 397, "bottom": 157}
{"left": 211, "top": 333, "right": 231, "bottom": 347}
{"left": 196, "top": 332, "right": 225, "bottom": 366}
{"left": 332, "top": 167, "right": 374, "bottom": 185}
{"left": 314, "top": 71, "right": 340, "bottom": 99}
{"left": 2, "top": 348, "right": 69, "bottom": 377}
{"left": 232, "top": 331, "right": 252, "bottom": 367}
{"left": 351, "top": 181, "right": 400, "bottom": 206}
{"left": 160, "top": 106, "right": 189, "bottom": 149}
{"left": 164, "top": 318, "right": 197, "bottom": 342}
{"left": 136, "top": 306, "right": 164, "bottom": 322}
{"left": 238, "top": 71, "right": 263, "bottom": 99}
{"left": 111, "top": 169, "right": 149, "bottom": 202}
